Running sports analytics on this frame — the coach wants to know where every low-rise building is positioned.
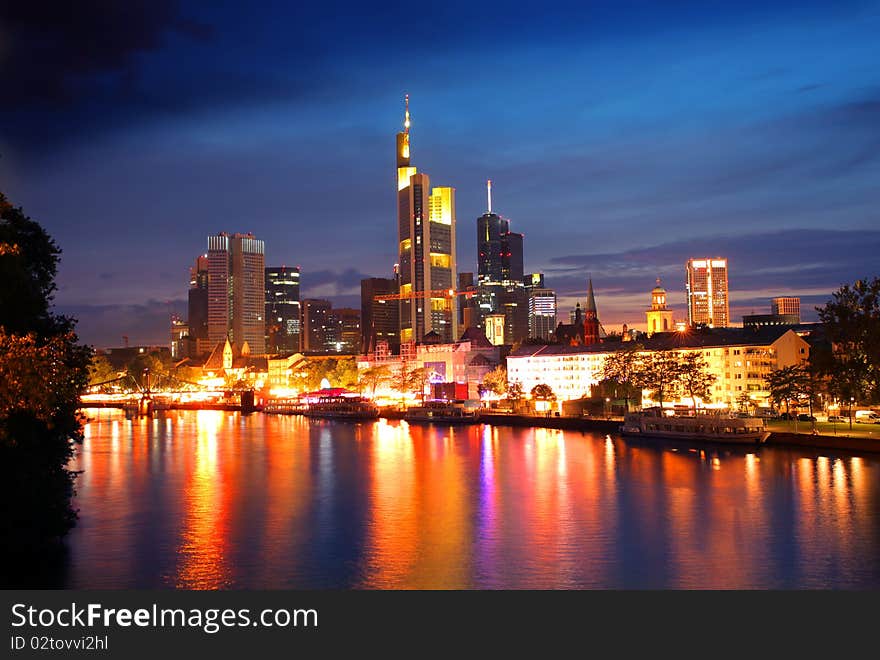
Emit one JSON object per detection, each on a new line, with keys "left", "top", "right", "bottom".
{"left": 506, "top": 327, "right": 810, "bottom": 410}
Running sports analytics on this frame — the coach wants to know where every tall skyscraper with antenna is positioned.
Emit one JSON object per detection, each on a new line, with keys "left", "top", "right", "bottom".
{"left": 396, "top": 95, "right": 458, "bottom": 344}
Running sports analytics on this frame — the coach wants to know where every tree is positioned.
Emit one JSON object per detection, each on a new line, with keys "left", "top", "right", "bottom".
{"left": 88, "top": 354, "right": 119, "bottom": 389}
{"left": 676, "top": 351, "right": 716, "bottom": 415}
{"left": 600, "top": 344, "right": 643, "bottom": 411}
{"left": 634, "top": 350, "right": 682, "bottom": 410}
{"left": 392, "top": 362, "right": 428, "bottom": 404}
{"left": 481, "top": 365, "right": 508, "bottom": 397}
{"left": 507, "top": 381, "right": 524, "bottom": 410}
{"left": 358, "top": 365, "right": 391, "bottom": 398}
{"left": 818, "top": 278, "right": 880, "bottom": 403}
{"left": 0, "top": 192, "right": 91, "bottom": 563}
{"left": 767, "top": 365, "right": 805, "bottom": 417}
{"left": 530, "top": 383, "right": 556, "bottom": 401}
{"left": 330, "top": 357, "right": 359, "bottom": 390}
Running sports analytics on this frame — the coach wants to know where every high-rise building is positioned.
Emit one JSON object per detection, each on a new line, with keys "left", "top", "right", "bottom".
{"left": 474, "top": 180, "right": 528, "bottom": 344}
{"left": 188, "top": 255, "right": 209, "bottom": 342}
{"left": 528, "top": 288, "right": 557, "bottom": 341}
{"left": 265, "top": 266, "right": 301, "bottom": 353}
{"left": 645, "top": 278, "right": 674, "bottom": 336}
{"left": 170, "top": 316, "right": 189, "bottom": 359}
{"left": 207, "top": 232, "right": 266, "bottom": 353}
{"left": 686, "top": 258, "right": 729, "bottom": 328}
{"left": 396, "top": 96, "right": 458, "bottom": 344}
{"left": 330, "top": 308, "right": 361, "bottom": 354}
{"left": 301, "top": 299, "right": 332, "bottom": 352}
{"left": 361, "top": 276, "right": 400, "bottom": 355}
{"left": 772, "top": 297, "right": 800, "bottom": 320}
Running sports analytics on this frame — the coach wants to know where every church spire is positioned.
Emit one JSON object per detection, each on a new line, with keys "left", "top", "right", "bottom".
{"left": 585, "top": 278, "right": 598, "bottom": 313}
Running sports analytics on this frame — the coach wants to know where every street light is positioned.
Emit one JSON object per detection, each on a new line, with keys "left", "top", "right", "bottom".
{"left": 605, "top": 397, "right": 611, "bottom": 419}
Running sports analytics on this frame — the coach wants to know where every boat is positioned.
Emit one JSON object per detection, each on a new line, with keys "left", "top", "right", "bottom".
{"left": 620, "top": 408, "right": 770, "bottom": 445}
{"left": 303, "top": 395, "right": 379, "bottom": 420}
{"left": 404, "top": 400, "right": 480, "bottom": 424}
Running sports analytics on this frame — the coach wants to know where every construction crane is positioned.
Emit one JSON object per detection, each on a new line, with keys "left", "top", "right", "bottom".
{"left": 374, "top": 287, "right": 477, "bottom": 302}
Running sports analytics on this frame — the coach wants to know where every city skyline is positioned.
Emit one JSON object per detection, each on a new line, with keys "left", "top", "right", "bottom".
{"left": 2, "top": 1, "right": 878, "bottom": 346}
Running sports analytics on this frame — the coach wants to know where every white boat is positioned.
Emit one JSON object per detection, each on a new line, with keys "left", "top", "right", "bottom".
{"left": 304, "top": 395, "right": 379, "bottom": 420}
{"left": 404, "top": 400, "right": 480, "bottom": 424}
{"left": 620, "top": 408, "right": 770, "bottom": 445}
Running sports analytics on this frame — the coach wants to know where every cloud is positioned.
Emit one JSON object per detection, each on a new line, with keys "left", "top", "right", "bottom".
{"left": 57, "top": 299, "right": 186, "bottom": 348}
{"left": 545, "top": 228, "right": 880, "bottom": 327}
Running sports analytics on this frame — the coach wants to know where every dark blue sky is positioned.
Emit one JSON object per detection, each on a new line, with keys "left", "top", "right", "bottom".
{"left": 2, "top": 1, "right": 878, "bottom": 346}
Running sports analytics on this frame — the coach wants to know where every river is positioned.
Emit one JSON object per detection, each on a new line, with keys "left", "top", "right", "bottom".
{"left": 59, "top": 408, "right": 880, "bottom": 588}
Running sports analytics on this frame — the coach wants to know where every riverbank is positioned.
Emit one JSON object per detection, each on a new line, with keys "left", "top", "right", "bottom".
{"left": 378, "top": 410, "right": 880, "bottom": 454}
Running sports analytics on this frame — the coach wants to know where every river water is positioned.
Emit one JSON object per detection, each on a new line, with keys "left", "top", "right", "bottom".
{"left": 62, "top": 408, "right": 880, "bottom": 589}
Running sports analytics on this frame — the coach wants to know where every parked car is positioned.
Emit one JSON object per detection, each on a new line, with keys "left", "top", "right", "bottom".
{"left": 780, "top": 412, "right": 794, "bottom": 420}
{"left": 854, "top": 410, "right": 880, "bottom": 423}
{"left": 827, "top": 415, "right": 848, "bottom": 423}
{"left": 797, "top": 414, "right": 817, "bottom": 422}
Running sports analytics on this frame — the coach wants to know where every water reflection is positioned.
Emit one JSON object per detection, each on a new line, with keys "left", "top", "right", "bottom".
{"left": 65, "top": 410, "right": 880, "bottom": 589}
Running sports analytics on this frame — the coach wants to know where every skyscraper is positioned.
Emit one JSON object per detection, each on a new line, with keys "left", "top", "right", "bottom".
{"left": 301, "top": 299, "right": 332, "bottom": 352}
{"left": 207, "top": 232, "right": 266, "bottom": 353}
{"left": 361, "top": 276, "right": 400, "bottom": 355}
{"left": 330, "top": 308, "right": 361, "bottom": 354}
{"left": 475, "top": 181, "right": 527, "bottom": 344}
{"left": 686, "top": 258, "right": 729, "bottom": 328}
{"left": 265, "top": 266, "right": 301, "bottom": 353}
{"left": 187, "top": 254, "right": 209, "bottom": 353}
{"left": 396, "top": 96, "right": 458, "bottom": 344}
{"left": 528, "top": 287, "right": 557, "bottom": 341}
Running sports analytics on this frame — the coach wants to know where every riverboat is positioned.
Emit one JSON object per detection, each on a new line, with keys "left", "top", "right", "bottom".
{"left": 620, "top": 408, "right": 770, "bottom": 445}
{"left": 404, "top": 400, "right": 480, "bottom": 424}
{"left": 303, "top": 395, "right": 379, "bottom": 420}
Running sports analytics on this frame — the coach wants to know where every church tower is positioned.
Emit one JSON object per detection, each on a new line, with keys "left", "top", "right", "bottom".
{"left": 645, "top": 278, "right": 674, "bottom": 336}
{"left": 583, "top": 278, "right": 601, "bottom": 345}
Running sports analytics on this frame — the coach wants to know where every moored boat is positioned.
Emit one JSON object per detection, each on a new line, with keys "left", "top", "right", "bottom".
{"left": 620, "top": 408, "right": 770, "bottom": 445}
{"left": 404, "top": 400, "right": 480, "bottom": 424}
{"left": 303, "top": 395, "right": 379, "bottom": 420}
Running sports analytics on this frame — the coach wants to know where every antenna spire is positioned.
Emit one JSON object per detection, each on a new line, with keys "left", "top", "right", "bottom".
{"left": 404, "top": 94, "right": 410, "bottom": 134}
{"left": 487, "top": 179, "right": 492, "bottom": 213}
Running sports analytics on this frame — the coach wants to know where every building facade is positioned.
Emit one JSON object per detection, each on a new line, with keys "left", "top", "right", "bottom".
{"left": 396, "top": 96, "right": 458, "bottom": 344}
{"left": 207, "top": 232, "right": 266, "bottom": 354}
{"left": 301, "top": 299, "right": 332, "bottom": 352}
{"left": 361, "top": 276, "right": 400, "bottom": 355}
{"left": 771, "top": 297, "right": 800, "bottom": 320}
{"left": 645, "top": 279, "right": 674, "bottom": 336}
{"left": 686, "top": 257, "right": 729, "bottom": 328}
{"left": 265, "top": 266, "right": 301, "bottom": 353}
{"left": 528, "top": 287, "right": 557, "bottom": 341}
{"left": 507, "top": 327, "right": 809, "bottom": 410}
{"left": 330, "top": 307, "right": 361, "bottom": 354}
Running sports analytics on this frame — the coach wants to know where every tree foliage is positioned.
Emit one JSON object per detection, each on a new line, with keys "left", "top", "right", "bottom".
{"left": 481, "top": 365, "right": 508, "bottom": 396}
{"left": 0, "top": 192, "right": 91, "bottom": 562}
{"left": 817, "top": 277, "right": 880, "bottom": 403}
{"left": 676, "top": 351, "right": 717, "bottom": 414}
{"left": 600, "top": 343, "right": 643, "bottom": 411}
{"left": 530, "top": 383, "right": 556, "bottom": 400}
{"left": 634, "top": 350, "right": 682, "bottom": 410}
{"left": 358, "top": 365, "right": 391, "bottom": 397}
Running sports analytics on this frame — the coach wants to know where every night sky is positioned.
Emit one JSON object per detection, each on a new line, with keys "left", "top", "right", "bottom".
{"left": 2, "top": 1, "right": 878, "bottom": 347}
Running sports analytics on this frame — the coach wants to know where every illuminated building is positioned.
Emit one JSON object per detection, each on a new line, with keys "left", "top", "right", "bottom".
{"left": 207, "top": 232, "right": 266, "bottom": 354}
{"left": 396, "top": 96, "right": 458, "bottom": 344}
{"left": 528, "top": 287, "right": 557, "bottom": 341}
{"left": 475, "top": 180, "right": 528, "bottom": 343}
{"left": 772, "top": 297, "right": 800, "bottom": 320}
{"left": 357, "top": 330, "right": 500, "bottom": 400}
{"left": 301, "top": 299, "right": 332, "bottom": 352}
{"left": 686, "top": 257, "right": 729, "bottom": 328}
{"left": 485, "top": 313, "right": 506, "bottom": 346}
{"left": 170, "top": 316, "right": 188, "bottom": 359}
{"left": 742, "top": 313, "right": 800, "bottom": 328}
{"left": 645, "top": 278, "right": 674, "bottom": 336}
{"left": 507, "top": 327, "right": 809, "bottom": 410}
{"left": 361, "top": 276, "right": 400, "bottom": 355}
{"left": 583, "top": 278, "right": 601, "bottom": 345}
{"left": 265, "top": 266, "right": 301, "bottom": 353}
{"left": 330, "top": 307, "right": 361, "bottom": 354}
